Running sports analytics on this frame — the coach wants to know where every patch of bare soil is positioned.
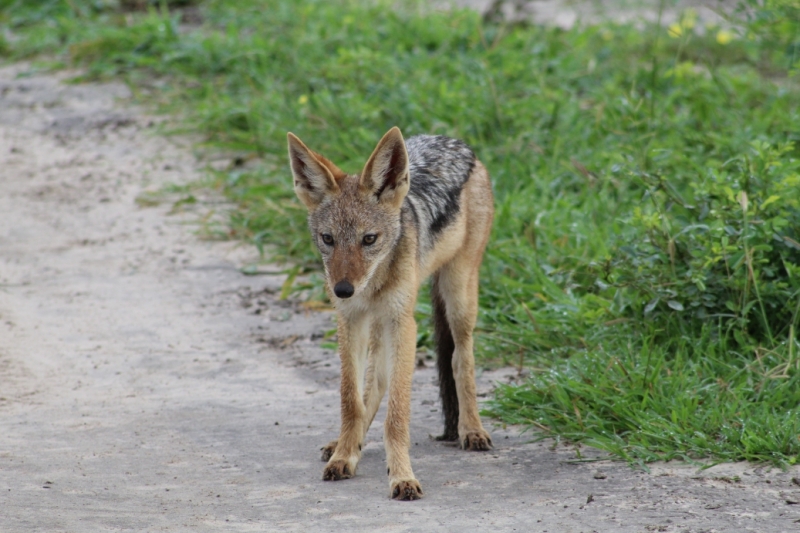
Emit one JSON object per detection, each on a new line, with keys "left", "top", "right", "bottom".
{"left": 1, "top": 61, "right": 798, "bottom": 532}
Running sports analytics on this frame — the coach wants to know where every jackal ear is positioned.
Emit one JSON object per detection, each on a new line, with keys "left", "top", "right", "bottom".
{"left": 359, "top": 127, "right": 410, "bottom": 209}
{"left": 287, "top": 132, "right": 343, "bottom": 209}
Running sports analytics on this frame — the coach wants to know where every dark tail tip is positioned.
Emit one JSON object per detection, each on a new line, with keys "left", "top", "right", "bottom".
{"left": 432, "top": 276, "right": 459, "bottom": 441}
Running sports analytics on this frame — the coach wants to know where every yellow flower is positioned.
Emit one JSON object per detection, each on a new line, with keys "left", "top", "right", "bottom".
{"left": 601, "top": 29, "right": 613, "bottom": 41}
{"left": 682, "top": 8, "right": 697, "bottom": 30}
{"left": 716, "top": 29, "right": 734, "bottom": 45}
{"left": 298, "top": 95, "right": 309, "bottom": 105}
{"left": 669, "top": 9, "right": 698, "bottom": 38}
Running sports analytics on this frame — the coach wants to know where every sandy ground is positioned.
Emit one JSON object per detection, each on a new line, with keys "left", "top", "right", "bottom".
{"left": 0, "top": 19, "right": 799, "bottom": 533}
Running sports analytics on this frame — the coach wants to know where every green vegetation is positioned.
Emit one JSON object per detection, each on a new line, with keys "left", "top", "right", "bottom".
{"left": 3, "top": 0, "right": 799, "bottom": 466}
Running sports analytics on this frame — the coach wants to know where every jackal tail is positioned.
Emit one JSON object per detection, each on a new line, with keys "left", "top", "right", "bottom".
{"left": 432, "top": 274, "right": 459, "bottom": 441}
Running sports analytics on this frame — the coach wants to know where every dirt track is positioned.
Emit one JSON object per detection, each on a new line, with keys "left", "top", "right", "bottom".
{"left": 1, "top": 50, "right": 799, "bottom": 533}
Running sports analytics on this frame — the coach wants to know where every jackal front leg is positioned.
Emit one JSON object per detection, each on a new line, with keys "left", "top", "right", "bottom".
{"left": 382, "top": 308, "right": 423, "bottom": 500}
{"left": 323, "top": 312, "right": 369, "bottom": 481}
{"left": 322, "top": 326, "right": 388, "bottom": 463}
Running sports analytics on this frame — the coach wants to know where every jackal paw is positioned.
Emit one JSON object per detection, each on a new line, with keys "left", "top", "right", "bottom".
{"left": 323, "top": 459, "right": 353, "bottom": 481}
{"left": 461, "top": 429, "right": 493, "bottom": 451}
{"left": 320, "top": 440, "right": 338, "bottom": 462}
{"left": 390, "top": 479, "right": 423, "bottom": 501}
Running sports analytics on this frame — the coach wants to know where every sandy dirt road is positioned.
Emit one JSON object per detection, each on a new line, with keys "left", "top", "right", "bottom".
{"left": 1, "top": 61, "right": 799, "bottom": 532}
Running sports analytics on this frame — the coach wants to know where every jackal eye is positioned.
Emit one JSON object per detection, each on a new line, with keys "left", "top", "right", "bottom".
{"left": 362, "top": 234, "right": 377, "bottom": 246}
{"left": 321, "top": 233, "right": 334, "bottom": 246}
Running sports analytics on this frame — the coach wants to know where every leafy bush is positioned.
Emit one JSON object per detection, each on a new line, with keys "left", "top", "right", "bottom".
{"left": 607, "top": 140, "right": 800, "bottom": 344}
{"left": 734, "top": 0, "right": 800, "bottom": 73}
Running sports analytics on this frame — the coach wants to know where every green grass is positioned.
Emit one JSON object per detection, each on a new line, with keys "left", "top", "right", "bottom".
{"left": 491, "top": 326, "right": 800, "bottom": 466}
{"left": 3, "top": 0, "right": 799, "bottom": 466}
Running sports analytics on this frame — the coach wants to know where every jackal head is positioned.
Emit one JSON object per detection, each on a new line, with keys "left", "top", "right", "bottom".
{"left": 287, "top": 127, "right": 410, "bottom": 300}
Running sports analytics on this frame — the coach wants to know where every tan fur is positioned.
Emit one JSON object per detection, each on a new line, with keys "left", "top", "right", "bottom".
{"left": 289, "top": 128, "right": 493, "bottom": 501}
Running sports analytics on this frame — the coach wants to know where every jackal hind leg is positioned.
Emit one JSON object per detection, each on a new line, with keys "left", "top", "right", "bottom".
{"left": 323, "top": 313, "right": 369, "bottom": 481}
{"left": 436, "top": 259, "right": 493, "bottom": 452}
{"left": 320, "top": 440, "right": 338, "bottom": 462}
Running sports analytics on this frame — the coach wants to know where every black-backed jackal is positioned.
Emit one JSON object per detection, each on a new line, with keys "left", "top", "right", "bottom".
{"left": 287, "top": 127, "right": 494, "bottom": 500}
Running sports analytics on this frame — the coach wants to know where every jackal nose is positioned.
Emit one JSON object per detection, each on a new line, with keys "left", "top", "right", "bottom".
{"left": 333, "top": 280, "right": 355, "bottom": 299}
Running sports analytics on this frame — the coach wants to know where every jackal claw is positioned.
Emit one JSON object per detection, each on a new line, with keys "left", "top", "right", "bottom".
{"left": 391, "top": 479, "right": 423, "bottom": 501}
{"left": 323, "top": 460, "right": 353, "bottom": 481}
{"left": 461, "top": 430, "right": 493, "bottom": 451}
